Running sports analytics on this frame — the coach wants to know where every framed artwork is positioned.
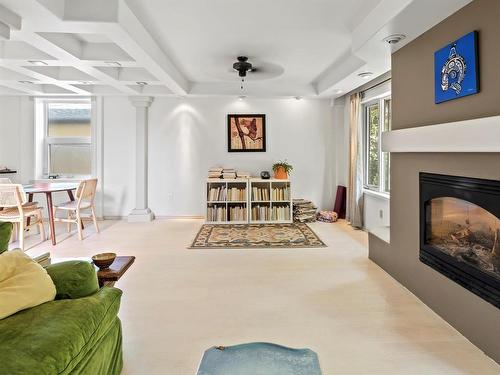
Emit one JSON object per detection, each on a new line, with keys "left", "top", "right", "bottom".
{"left": 227, "top": 114, "right": 266, "bottom": 152}
{"left": 434, "top": 30, "right": 479, "bottom": 104}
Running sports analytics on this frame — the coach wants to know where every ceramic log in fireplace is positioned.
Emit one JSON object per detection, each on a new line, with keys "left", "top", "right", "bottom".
{"left": 420, "top": 173, "right": 500, "bottom": 308}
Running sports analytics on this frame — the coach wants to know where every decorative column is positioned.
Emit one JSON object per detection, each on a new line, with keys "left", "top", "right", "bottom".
{"left": 128, "top": 96, "right": 154, "bottom": 222}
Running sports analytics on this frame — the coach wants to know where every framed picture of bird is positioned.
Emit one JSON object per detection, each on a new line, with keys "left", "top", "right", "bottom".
{"left": 227, "top": 114, "right": 266, "bottom": 152}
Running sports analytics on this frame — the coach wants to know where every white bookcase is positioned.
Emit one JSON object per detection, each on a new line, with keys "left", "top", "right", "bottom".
{"left": 206, "top": 178, "right": 249, "bottom": 224}
{"left": 249, "top": 178, "right": 292, "bottom": 223}
{"left": 206, "top": 178, "right": 292, "bottom": 224}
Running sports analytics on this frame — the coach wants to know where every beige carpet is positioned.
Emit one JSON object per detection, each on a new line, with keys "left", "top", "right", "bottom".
{"left": 190, "top": 223, "right": 326, "bottom": 249}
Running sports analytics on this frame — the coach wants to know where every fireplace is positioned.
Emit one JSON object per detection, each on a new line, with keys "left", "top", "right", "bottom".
{"left": 420, "top": 173, "right": 500, "bottom": 308}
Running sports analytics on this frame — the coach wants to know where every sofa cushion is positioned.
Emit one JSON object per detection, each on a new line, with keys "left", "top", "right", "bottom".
{"left": 0, "top": 222, "right": 12, "bottom": 254}
{"left": 0, "top": 249, "right": 56, "bottom": 319}
{"left": 0, "top": 286, "right": 122, "bottom": 375}
{"left": 46, "top": 260, "right": 99, "bottom": 300}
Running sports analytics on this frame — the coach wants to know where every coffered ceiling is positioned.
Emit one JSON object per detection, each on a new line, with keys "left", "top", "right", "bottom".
{"left": 0, "top": 0, "right": 471, "bottom": 97}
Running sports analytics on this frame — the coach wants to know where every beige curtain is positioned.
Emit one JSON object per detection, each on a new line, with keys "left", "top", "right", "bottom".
{"left": 347, "top": 93, "right": 364, "bottom": 228}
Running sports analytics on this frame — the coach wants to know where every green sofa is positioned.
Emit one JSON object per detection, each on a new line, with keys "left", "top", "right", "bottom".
{"left": 0, "top": 222, "right": 124, "bottom": 375}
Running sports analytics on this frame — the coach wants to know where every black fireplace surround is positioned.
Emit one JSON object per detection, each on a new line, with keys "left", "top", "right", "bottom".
{"left": 420, "top": 172, "right": 500, "bottom": 309}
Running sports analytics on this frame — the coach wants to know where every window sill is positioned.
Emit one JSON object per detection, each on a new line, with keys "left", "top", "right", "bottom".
{"left": 363, "top": 189, "right": 390, "bottom": 200}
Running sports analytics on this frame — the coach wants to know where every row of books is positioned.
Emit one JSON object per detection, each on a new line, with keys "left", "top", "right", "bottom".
{"left": 207, "top": 206, "right": 227, "bottom": 222}
{"left": 227, "top": 187, "right": 246, "bottom": 201}
{"left": 208, "top": 187, "right": 247, "bottom": 201}
{"left": 252, "top": 187, "right": 270, "bottom": 201}
{"left": 208, "top": 186, "right": 227, "bottom": 201}
{"left": 251, "top": 205, "right": 271, "bottom": 221}
{"left": 271, "top": 187, "right": 290, "bottom": 201}
{"left": 229, "top": 206, "right": 247, "bottom": 221}
{"left": 271, "top": 206, "right": 291, "bottom": 221}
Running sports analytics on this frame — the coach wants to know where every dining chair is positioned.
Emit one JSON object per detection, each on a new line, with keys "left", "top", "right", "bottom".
{"left": 0, "top": 184, "right": 45, "bottom": 251}
{"left": 53, "top": 178, "right": 99, "bottom": 240}
{"left": 0, "top": 178, "right": 38, "bottom": 208}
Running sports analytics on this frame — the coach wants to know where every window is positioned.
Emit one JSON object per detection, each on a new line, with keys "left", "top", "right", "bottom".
{"left": 363, "top": 96, "right": 391, "bottom": 193}
{"left": 40, "top": 99, "right": 93, "bottom": 178}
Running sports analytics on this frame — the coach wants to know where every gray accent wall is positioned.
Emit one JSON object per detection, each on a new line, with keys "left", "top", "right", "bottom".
{"left": 371, "top": 0, "right": 500, "bottom": 363}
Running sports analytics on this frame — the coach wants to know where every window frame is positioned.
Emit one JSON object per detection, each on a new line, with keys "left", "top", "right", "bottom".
{"left": 38, "top": 98, "right": 94, "bottom": 179}
{"left": 362, "top": 94, "right": 391, "bottom": 194}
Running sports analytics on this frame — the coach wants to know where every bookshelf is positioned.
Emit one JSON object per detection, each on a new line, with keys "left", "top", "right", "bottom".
{"left": 206, "top": 178, "right": 292, "bottom": 224}
{"left": 206, "top": 178, "right": 248, "bottom": 224}
{"left": 250, "top": 178, "right": 292, "bottom": 224}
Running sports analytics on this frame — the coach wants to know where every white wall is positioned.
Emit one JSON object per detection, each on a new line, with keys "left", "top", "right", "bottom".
{"left": 0, "top": 96, "right": 338, "bottom": 218}
{"left": 147, "top": 97, "right": 336, "bottom": 217}
{"left": 363, "top": 192, "right": 390, "bottom": 231}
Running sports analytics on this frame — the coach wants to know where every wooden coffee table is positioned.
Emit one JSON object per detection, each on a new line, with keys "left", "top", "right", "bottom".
{"left": 97, "top": 256, "right": 135, "bottom": 287}
{"left": 50, "top": 256, "right": 135, "bottom": 287}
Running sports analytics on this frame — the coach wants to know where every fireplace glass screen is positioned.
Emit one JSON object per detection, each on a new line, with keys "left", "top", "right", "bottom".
{"left": 426, "top": 197, "right": 500, "bottom": 281}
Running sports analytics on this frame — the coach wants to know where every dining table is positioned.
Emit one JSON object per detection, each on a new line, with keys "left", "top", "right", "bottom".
{"left": 23, "top": 182, "right": 81, "bottom": 245}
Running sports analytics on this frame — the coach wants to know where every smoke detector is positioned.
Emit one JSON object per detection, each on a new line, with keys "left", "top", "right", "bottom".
{"left": 357, "top": 72, "right": 373, "bottom": 79}
{"left": 383, "top": 34, "right": 406, "bottom": 45}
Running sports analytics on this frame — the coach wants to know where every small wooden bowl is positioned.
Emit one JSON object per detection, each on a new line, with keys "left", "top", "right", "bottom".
{"left": 92, "top": 253, "right": 116, "bottom": 270}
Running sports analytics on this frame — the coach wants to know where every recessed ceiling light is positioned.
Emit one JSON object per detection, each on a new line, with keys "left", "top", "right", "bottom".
{"left": 28, "top": 60, "right": 47, "bottom": 66}
{"left": 18, "top": 80, "right": 34, "bottom": 84}
{"left": 238, "top": 95, "right": 246, "bottom": 101}
{"left": 334, "top": 89, "right": 343, "bottom": 95}
{"left": 136, "top": 81, "right": 148, "bottom": 86}
{"left": 105, "top": 61, "right": 121, "bottom": 67}
{"left": 358, "top": 72, "right": 373, "bottom": 79}
{"left": 383, "top": 34, "right": 406, "bottom": 45}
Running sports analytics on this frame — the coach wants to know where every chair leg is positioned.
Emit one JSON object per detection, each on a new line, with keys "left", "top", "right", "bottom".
{"left": 67, "top": 211, "right": 71, "bottom": 233}
{"left": 76, "top": 212, "right": 83, "bottom": 240}
{"left": 19, "top": 220, "right": 25, "bottom": 251}
{"left": 10, "top": 223, "right": 17, "bottom": 244}
{"left": 91, "top": 205, "right": 99, "bottom": 234}
{"left": 37, "top": 213, "right": 46, "bottom": 242}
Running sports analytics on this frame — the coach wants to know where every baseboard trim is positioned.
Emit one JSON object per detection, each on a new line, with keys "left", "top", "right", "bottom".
{"left": 102, "top": 215, "right": 204, "bottom": 220}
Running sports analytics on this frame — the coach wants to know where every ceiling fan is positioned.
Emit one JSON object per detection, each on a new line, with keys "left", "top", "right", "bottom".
{"left": 232, "top": 56, "right": 259, "bottom": 89}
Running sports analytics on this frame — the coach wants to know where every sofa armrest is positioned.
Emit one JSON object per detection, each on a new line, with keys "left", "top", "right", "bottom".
{"left": 45, "top": 260, "right": 99, "bottom": 300}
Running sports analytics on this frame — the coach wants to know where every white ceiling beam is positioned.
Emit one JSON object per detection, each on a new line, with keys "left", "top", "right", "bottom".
{"left": 0, "top": 21, "right": 10, "bottom": 40}
{"left": 0, "top": 4, "right": 21, "bottom": 30}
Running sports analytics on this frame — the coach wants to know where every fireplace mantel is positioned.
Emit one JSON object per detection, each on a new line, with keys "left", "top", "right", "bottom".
{"left": 382, "top": 114, "right": 500, "bottom": 153}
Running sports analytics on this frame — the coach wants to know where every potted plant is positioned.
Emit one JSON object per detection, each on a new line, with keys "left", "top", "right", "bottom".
{"left": 272, "top": 160, "right": 293, "bottom": 179}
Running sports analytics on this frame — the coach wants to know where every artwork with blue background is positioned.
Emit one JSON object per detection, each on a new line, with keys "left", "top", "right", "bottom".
{"left": 434, "top": 31, "right": 479, "bottom": 104}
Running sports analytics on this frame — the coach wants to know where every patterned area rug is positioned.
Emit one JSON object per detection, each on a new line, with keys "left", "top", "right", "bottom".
{"left": 189, "top": 223, "right": 326, "bottom": 249}
{"left": 197, "top": 342, "right": 321, "bottom": 375}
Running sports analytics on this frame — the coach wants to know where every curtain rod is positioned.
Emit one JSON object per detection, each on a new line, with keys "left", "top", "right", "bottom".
{"left": 361, "top": 77, "right": 391, "bottom": 95}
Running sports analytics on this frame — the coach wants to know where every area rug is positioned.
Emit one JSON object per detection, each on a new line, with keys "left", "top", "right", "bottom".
{"left": 189, "top": 223, "right": 326, "bottom": 249}
{"left": 197, "top": 342, "right": 321, "bottom": 375}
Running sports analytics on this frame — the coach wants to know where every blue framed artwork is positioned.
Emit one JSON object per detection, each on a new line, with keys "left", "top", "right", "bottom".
{"left": 434, "top": 31, "right": 479, "bottom": 104}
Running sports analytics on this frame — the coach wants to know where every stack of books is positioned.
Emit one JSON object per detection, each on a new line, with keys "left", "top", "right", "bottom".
{"left": 222, "top": 168, "right": 237, "bottom": 179}
{"left": 293, "top": 199, "right": 317, "bottom": 222}
{"left": 208, "top": 167, "right": 223, "bottom": 179}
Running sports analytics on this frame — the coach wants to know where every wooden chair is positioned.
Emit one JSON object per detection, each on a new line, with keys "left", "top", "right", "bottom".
{"left": 0, "top": 184, "right": 45, "bottom": 251}
{"left": 53, "top": 179, "right": 99, "bottom": 240}
{"left": 0, "top": 178, "right": 38, "bottom": 208}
